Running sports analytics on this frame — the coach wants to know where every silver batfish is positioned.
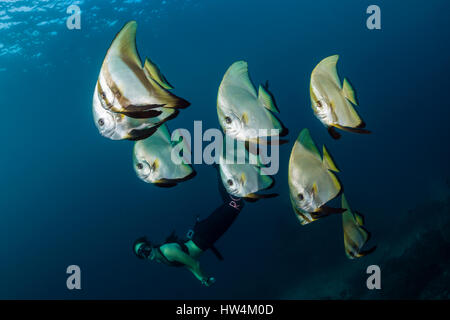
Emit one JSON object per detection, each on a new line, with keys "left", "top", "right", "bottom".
{"left": 342, "top": 194, "right": 376, "bottom": 259}
{"left": 97, "top": 21, "right": 190, "bottom": 119}
{"left": 288, "top": 128, "right": 345, "bottom": 225}
{"left": 219, "top": 142, "right": 276, "bottom": 201}
{"left": 93, "top": 84, "right": 178, "bottom": 141}
{"left": 133, "top": 124, "right": 195, "bottom": 187}
{"left": 217, "top": 61, "right": 286, "bottom": 143}
{"left": 310, "top": 55, "right": 370, "bottom": 139}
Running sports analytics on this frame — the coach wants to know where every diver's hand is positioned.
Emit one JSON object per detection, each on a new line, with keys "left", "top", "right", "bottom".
{"left": 201, "top": 277, "right": 216, "bottom": 287}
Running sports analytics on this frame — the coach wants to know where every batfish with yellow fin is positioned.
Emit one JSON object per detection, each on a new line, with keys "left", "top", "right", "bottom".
{"left": 288, "top": 128, "right": 346, "bottom": 225}
{"left": 217, "top": 61, "right": 287, "bottom": 144}
{"left": 342, "top": 194, "right": 376, "bottom": 259}
{"left": 218, "top": 140, "right": 277, "bottom": 201}
{"left": 93, "top": 83, "right": 178, "bottom": 141}
{"left": 133, "top": 124, "right": 195, "bottom": 187}
{"left": 97, "top": 21, "right": 190, "bottom": 119}
{"left": 310, "top": 55, "right": 370, "bottom": 139}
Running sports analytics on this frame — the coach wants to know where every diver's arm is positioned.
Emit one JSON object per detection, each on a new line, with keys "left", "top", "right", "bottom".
{"left": 161, "top": 246, "right": 212, "bottom": 285}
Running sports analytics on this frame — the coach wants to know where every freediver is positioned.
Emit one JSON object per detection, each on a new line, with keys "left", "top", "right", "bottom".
{"left": 132, "top": 170, "right": 245, "bottom": 287}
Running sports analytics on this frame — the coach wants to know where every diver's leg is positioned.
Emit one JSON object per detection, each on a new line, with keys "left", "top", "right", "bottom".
{"left": 192, "top": 201, "right": 242, "bottom": 251}
{"left": 192, "top": 168, "right": 244, "bottom": 250}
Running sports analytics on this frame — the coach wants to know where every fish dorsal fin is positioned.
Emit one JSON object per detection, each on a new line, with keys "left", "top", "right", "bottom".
{"left": 258, "top": 85, "right": 279, "bottom": 113}
{"left": 154, "top": 123, "right": 172, "bottom": 144}
{"left": 342, "top": 78, "right": 358, "bottom": 105}
{"left": 322, "top": 145, "right": 339, "bottom": 172}
{"left": 296, "top": 128, "right": 321, "bottom": 160}
{"left": 223, "top": 61, "right": 257, "bottom": 97}
{"left": 313, "top": 55, "right": 341, "bottom": 88}
{"left": 111, "top": 21, "right": 142, "bottom": 68}
{"left": 144, "top": 58, "right": 174, "bottom": 90}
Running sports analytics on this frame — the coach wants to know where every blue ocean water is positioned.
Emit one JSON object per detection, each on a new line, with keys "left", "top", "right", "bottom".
{"left": 0, "top": 0, "right": 449, "bottom": 299}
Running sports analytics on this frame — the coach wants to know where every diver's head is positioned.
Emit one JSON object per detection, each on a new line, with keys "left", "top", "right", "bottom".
{"left": 133, "top": 237, "right": 155, "bottom": 260}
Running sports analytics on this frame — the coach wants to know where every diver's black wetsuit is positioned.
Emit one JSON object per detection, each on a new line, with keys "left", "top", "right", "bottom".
{"left": 190, "top": 168, "right": 244, "bottom": 251}
{"left": 156, "top": 169, "right": 244, "bottom": 265}
{"left": 191, "top": 195, "right": 243, "bottom": 251}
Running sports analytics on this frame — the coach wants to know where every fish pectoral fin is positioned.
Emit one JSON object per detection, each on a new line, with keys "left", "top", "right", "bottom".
{"left": 143, "top": 58, "right": 174, "bottom": 90}
{"left": 241, "top": 112, "right": 249, "bottom": 125}
{"left": 152, "top": 159, "right": 160, "bottom": 171}
{"left": 322, "top": 145, "right": 339, "bottom": 172}
{"left": 239, "top": 173, "right": 246, "bottom": 186}
{"left": 342, "top": 78, "right": 358, "bottom": 105}
{"left": 312, "top": 182, "right": 319, "bottom": 196}
{"left": 258, "top": 85, "right": 279, "bottom": 113}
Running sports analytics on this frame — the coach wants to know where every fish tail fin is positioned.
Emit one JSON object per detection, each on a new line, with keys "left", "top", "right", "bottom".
{"left": 342, "top": 78, "right": 358, "bottom": 105}
{"left": 258, "top": 85, "right": 279, "bottom": 113}
{"left": 322, "top": 145, "right": 339, "bottom": 172}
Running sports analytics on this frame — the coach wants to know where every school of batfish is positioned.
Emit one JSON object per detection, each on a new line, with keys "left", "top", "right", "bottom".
{"left": 93, "top": 21, "right": 376, "bottom": 259}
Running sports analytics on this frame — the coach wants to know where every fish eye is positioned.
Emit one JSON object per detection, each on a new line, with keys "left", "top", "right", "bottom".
{"left": 297, "top": 193, "right": 304, "bottom": 201}
{"left": 316, "top": 100, "right": 322, "bottom": 108}
{"left": 225, "top": 116, "right": 232, "bottom": 124}
{"left": 136, "top": 163, "right": 144, "bottom": 170}
{"left": 227, "top": 179, "right": 234, "bottom": 186}
{"left": 98, "top": 119, "right": 105, "bottom": 127}
{"left": 101, "top": 92, "right": 106, "bottom": 99}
